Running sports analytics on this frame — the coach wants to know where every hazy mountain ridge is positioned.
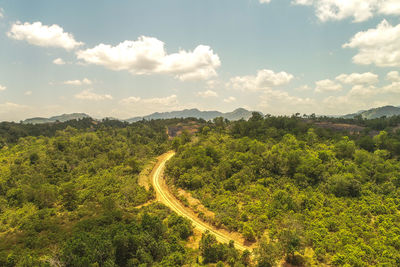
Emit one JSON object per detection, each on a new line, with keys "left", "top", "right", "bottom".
{"left": 125, "top": 108, "right": 262, "bottom": 122}
{"left": 343, "top": 105, "right": 400, "bottom": 119}
{"left": 23, "top": 113, "right": 90, "bottom": 124}
{"left": 21, "top": 108, "right": 260, "bottom": 124}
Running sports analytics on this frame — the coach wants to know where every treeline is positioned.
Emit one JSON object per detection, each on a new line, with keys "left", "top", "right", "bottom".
{"left": 316, "top": 114, "right": 400, "bottom": 131}
{"left": 205, "top": 113, "right": 400, "bottom": 157}
{"left": 0, "top": 117, "right": 204, "bottom": 146}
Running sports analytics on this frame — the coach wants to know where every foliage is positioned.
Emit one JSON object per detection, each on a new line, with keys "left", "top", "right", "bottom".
{"left": 166, "top": 113, "right": 400, "bottom": 266}
{"left": 0, "top": 119, "right": 200, "bottom": 266}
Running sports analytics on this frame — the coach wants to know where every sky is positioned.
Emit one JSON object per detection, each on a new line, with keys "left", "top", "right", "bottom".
{"left": 1, "top": 0, "right": 400, "bottom": 121}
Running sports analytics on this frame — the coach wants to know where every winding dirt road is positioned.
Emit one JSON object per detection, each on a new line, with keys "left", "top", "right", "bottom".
{"left": 151, "top": 151, "right": 252, "bottom": 252}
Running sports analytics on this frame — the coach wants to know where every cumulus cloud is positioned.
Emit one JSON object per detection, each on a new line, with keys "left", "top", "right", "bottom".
{"left": 76, "top": 36, "right": 220, "bottom": 81}
{"left": 292, "top": 0, "right": 400, "bottom": 22}
{"left": 347, "top": 84, "right": 378, "bottom": 97}
{"left": 223, "top": 96, "right": 236, "bottom": 103}
{"left": 320, "top": 85, "right": 397, "bottom": 115}
{"left": 117, "top": 94, "right": 182, "bottom": 117}
{"left": 7, "top": 21, "right": 83, "bottom": 50}
{"left": 259, "top": 0, "right": 272, "bottom": 3}
{"left": 315, "top": 79, "right": 343, "bottom": 92}
{"left": 64, "top": 78, "right": 92, "bottom": 86}
{"left": 343, "top": 20, "right": 400, "bottom": 67}
{"left": 381, "top": 81, "right": 400, "bottom": 94}
{"left": 230, "top": 69, "right": 294, "bottom": 91}
{"left": 259, "top": 89, "right": 315, "bottom": 115}
{"left": 53, "top": 58, "right": 66, "bottom": 65}
{"left": 0, "top": 102, "right": 30, "bottom": 121}
{"left": 196, "top": 90, "right": 218, "bottom": 98}
{"left": 120, "top": 94, "right": 178, "bottom": 106}
{"left": 335, "top": 72, "right": 379, "bottom": 85}
{"left": 0, "top": 84, "right": 6, "bottom": 91}
{"left": 379, "top": 0, "right": 400, "bottom": 15}
{"left": 74, "top": 89, "right": 112, "bottom": 101}
{"left": 319, "top": 77, "right": 400, "bottom": 114}
{"left": 386, "top": 71, "right": 400, "bottom": 82}
{"left": 295, "top": 85, "right": 311, "bottom": 91}
{"left": 0, "top": 8, "right": 4, "bottom": 18}
{"left": 292, "top": 0, "right": 313, "bottom": 4}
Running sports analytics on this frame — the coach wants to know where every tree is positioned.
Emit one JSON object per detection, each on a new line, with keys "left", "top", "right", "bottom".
{"left": 200, "top": 231, "right": 219, "bottom": 263}
{"left": 243, "top": 223, "right": 256, "bottom": 242}
{"left": 280, "top": 229, "right": 301, "bottom": 258}
{"left": 328, "top": 174, "right": 361, "bottom": 197}
{"left": 373, "top": 131, "right": 389, "bottom": 150}
{"left": 334, "top": 137, "right": 356, "bottom": 159}
{"left": 255, "top": 238, "right": 279, "bottom": 267}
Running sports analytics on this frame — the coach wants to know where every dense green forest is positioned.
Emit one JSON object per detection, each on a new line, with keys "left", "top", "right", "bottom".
{"left": 1, "top": 114, "right": 400, "bottom": 266}
{"left": 166, "top": 114, "right": 400, "bottom": 266}
{"left": 0, "top": 119, "right": 187, "bottom": 266}
{"left": 0, "top": 118, "right": 252, "bottom": 266}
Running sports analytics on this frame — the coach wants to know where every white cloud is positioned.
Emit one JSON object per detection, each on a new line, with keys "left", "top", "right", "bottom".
{"left": 259, "top": 0, "right": 272, "bottom": 3}
{"left": 292, "top": 0, "right": 313, "bottom": 5}
{"left": 118, "top": 94, "right": 182, "bottom": 117}
{"left": 196, "top": 90, "right": 218, "bottom": 98}
{"left": 295, "top": 85, "right": 311, "bottom": 91}
{"left": 120, "top": 94, "right": 178, "bottom": 106}
{"left": 320, "top": 78, "right": 400, "bottom": 114}
{"left": 0, "top": 102, "right": 29, "bottom": 121}
{"left": 320, "top": 87, "right": 397, "bottom": 115}
{"left": 379, "top": 0, "right": 400, "bottom": 15}
{"left": 381, "top": 82, "right": 400, "bottom": 94}
{"left": 292, "top": 0, "right": 400, "bottom": 22}
{"left": 74, "top": 89, "right": 112, "bottom": 101}
{"left": 315, "top": 79, "right": 343, "bottom": 92}
{"left": 223, "top": 96, "right": 236, "bottom": 103}
{"left": 120, "top": 96, "right": 141, "bottom": 104}
{"left": 343, "top": 20, "right": 400, "bottom": 67}
{"left": 259, "top": 89, "right": 315, "bottom": 115}
{"left": 53, "top": 58, "right": 66, "bottom": 65}
{"left": 386, "top": 71, "right": 400, "bottom": 82}
{"left": 335, "top": 72, "right": 379, "bottom": 85}
{"left": 0, "top": 8, "right": 4, "bottom": 18}
{"left": 347, "top": 84, "right": 377, "bottom": 97}
{"left": 206, "top": 79, "right": 222, "bottom": 89}
{"left": 25, "top": 91, "right": 32, "bottom": 96}
{"left": 7, "top": 21, "right": 83, "bottom": 50}
{"left": 230, "top": 69, "right": 294, "bottom": 91}
{"left": 0, "top": 84, "right": 6, "bottom": 91}
{"left": 63, "top": 78, "right": 92, "bottom": 86}
{"left": 76, "top": 36, "right": 220, "bottom": 81}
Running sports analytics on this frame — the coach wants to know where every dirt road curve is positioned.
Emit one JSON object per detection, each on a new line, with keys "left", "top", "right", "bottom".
{"left": 151, "top": 151, "right": 252, "bottom": 252}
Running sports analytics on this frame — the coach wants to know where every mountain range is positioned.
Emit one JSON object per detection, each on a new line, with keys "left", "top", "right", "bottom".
{"left": 21, "top": 108, "right": 260, "bottom": 124}
{"left": 125, "top": 108, "right": 260, "bottom": 122}
{"left": 343, "top": 105, "right": 400, "bottom": 119}
{"left": 20, "top": 105, "right": 400, "bottom": 124}
{"left": 22, "top": 113, "right": 91, "bottom": 124}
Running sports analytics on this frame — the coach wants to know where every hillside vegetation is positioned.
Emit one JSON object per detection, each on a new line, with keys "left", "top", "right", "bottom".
{"left": 1, "top": 114, "right": 400, "bottom": 266}
{"left": 166, "top": 114, "right": 400, "bottom": 266}
{"left": 0, "top": 120, "right": 195, "bottom": 266}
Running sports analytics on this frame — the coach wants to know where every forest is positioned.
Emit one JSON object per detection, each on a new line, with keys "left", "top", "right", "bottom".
{"left": 166, "top": 113, "right": 400, "bottom": 266}
{"left": 0, "top": 114, "right": 400, "bottom": 266}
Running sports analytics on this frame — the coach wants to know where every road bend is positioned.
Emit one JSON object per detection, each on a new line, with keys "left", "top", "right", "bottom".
{"left": 151, "top": 151, "right": 251, "bottom": 252}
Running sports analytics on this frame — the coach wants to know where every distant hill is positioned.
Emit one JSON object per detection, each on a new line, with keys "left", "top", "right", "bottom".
{"left": 23, "top": 113, "right": 90, "bottom": 124}
{"left": 125, "top": 108, "right": 261, "bottom": 122}
{"left": 343, "top": 105, "right": 400, "bottom": 119}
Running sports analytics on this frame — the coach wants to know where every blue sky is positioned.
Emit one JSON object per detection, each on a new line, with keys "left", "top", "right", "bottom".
{"left": 0, "top": 0, "right": 400, "bottom": 121}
